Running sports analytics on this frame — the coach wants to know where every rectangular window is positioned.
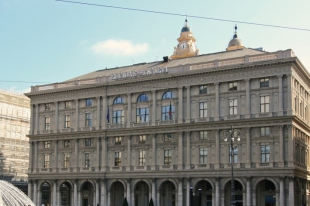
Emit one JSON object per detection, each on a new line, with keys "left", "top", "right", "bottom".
{"left": 261, "top": 145, "right": 270, "bottom": 162}
{"left": 64, "top": 154, "right": 70, "bottom": 168}
{"left": 260, "top": 96, "right": 270, "bottom": 113}
{"left": 199, "top": 148, "right": 208, "bottom": 164}
{"left": 139, "top": 150, "right": 146, "bottom": 166}
{"left": 64, "top": 140, "right": 70, "bottom": 148}
{"left": 199, "top": 102, "right": 207, "bottom": 117}
{"left": 200, "top": 131, "right": 209, "bottom": 140}
{"left": 164, "top": 149, "right": 172, "bottom": 165}
{"left": 139, "top": 135, "right": 146, "bottom": 144}
{"left": 115, "top": 137, "right": 122, "bottom": 145}
{"left": 65, "top": 101, "right": 71, "bottom": 108}
{"left": 85, "top": 138, "right": 91, "bottom": 146}
{"left": 45, "top": 103, "right": 51, "bottom": 111}
{"left": 199, "top": 85, "right": 208, "bottom": 94}
{"left": 86, "top": 99, "right": 92, "bottom": 107}
{"left": 229, "top": 147, "right": 238, "bottom": 163}
{"left": 260, "top": 78, "right": 269, "bottom": 88}
{"left": 45, "top": 117, "right": 50, "bottom": 130}
{"left": 85, "top": 153, "right": 90, "bottom": 168}
{"left": 85, "top": 113, "right": 92, "bottom": 126}
{"left": 161, "top": 105, "right": 175, "bottom": 121}
{"left": 44, "top": 141, "right": 50, "bottom": 149}
{"left": 44, "top": 154, "right": 50, "bottom": 168}
{"left": 260, "top": 127, "right": 270, "bottom": 136}
{"left": 229, "top": 99, "right": 237, "bottom": 115}
{"left": 115, "top": 152, "right": 121, "bottom": 166}
{"left": 164, "top": 134, "right": 172, "bottom": 142}
{"left": 64, "top": 115, "right": 71, "bottom": 128}
{"left": 113, "top": 110, "right": 124, "bottom": 124}
{"left": 229, "top": 82, "right": 237, "bottom": 91}
{"left": 136, "top": 108, "right": 149, "bottom": 123}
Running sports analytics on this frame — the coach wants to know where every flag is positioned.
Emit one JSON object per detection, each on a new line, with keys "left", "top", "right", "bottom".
{"left": 168, "top": 101, "right": 172, "bottom": 120}
{"left": 107, "top": 106, "right": 110, "bottom": 123}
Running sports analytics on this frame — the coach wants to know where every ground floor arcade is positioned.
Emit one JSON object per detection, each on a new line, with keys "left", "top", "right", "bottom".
{"left": 28, "top": 175, "right": 306, "bottom": 206}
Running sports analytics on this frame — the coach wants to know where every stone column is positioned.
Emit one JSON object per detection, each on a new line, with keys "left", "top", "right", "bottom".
{"left": 246, "top": 177, "right": 251, "bottom": 206}
{"left": 288, "top": 176, "right": 295, "bottom": 205}
{"left": 75, "top": 99, "right": 79, "bottom": 131}
{"left": 178, "top": 178, "right": 183, "bottom": 206}
{"left": 96, "top": 179, "right": 99, "bottom": 206}
{"left": 279, "top": 126, "right": 284, "bottom": 167}
{"left": 215, "top": 130, "right": 220, "bottom": 169}
{"left": 127, "top": 93, "right": 131, "bottom": 127}
{"left": 102, "top": 96, "right": 107, "bottom": 129}
{"left": 75, "top": 139, "right": 79, "bottom": 171}
{"left": 78, "top": 188, "right": 81, "bottom": 206}
{"left": 33, "top": 180, "right": 37, "bottom": 205}
{"left": 53, "top": 180, "right": 57, "bottom": 206}
{"left": 54, "top": 140, "right": 58, "bottom": 170}
{"left": 152, "top": 90, "right": 156, "bottom": 126}
{"left": 74, "top": 180, "right": 78, "bottom": 206}
{"left": 287, "top": 125, "right": 294, "bottom": 166}
{"left": 35, "top": 104, "right": 39, "bottom": 134}
{"left": 245, "top": 79, "right": 251, "bottom": 118}
{"left": 252, "top": 189, "right": 256, "bottom": 206}
{"left": 55, "top": 101, "right": 59, "bottom": 131}
{"left": 108, "top": 189, "right": 111, "bottom": 206}
{"left": 96, "top": 96, "right": 101, "bottom": 129}
{"left": 215, "top": 178, "right": 220, "bottom": 206}
{"left": 152, "top": 179, "right": 156, "bottom": 206}
{"left": 186, "top": 86, "right": 191, "bottom": 123}
{"left": 178, "top": 86, "right": 183, "bottom": 123}
{"left": 186, "top": 178, "right": 190, "bottom": 206}
{"left": 246, "top": 128, "right": 251, "bottom": 168}
{"left": 280, "top": 176, "right": 284, "bottom": 206}
{"left": 29, "top": 142, "right": 33, "bottom": 173}
{"left": 30, "top": 104, "right": 35, "bottom": 134}
{"left": 287, "top": 74, "right": 293, "bottom": 115}
{"left": 127, "top": 135, "right": 131, "bottom": 170}
{"left": 34, "top": 142, "right": 38, "bottom": 171}
{"left": 178, "top": 132, "right": 183, "bottom": 169}
{"left": 38, "top": 189, "right": 42, "bottom": 206}
{"left": 214, "top": 82, "right": 220, "bottom": 121}
{"left": 102, "top": 136, "right": 107, "bottom": 171}
{"left": 186, "top": 132, "right": 191, "bottom": 169}
{"left": 152, "top": 134, "right": 157, "bottom": 170}
{"left": 126, "top": 179, "right": 131, "bottom": 205}
{"left": 96, "top": 137, "right": 100, "bottom": 171}
{"left": 101, "top": 179, "right": 107, "bottom": 206}
{"left": 28, "top": 180, "right": 32, "bottom": 200}
{"left": 278, "top": 75, "right": 284, "bottom": 115}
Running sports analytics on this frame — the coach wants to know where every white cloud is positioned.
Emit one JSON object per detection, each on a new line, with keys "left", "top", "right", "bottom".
{"left": 91, "top": 39, "right": 149, "bottom": 56}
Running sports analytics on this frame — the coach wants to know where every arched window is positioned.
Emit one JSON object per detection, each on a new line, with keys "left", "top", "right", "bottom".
{"left": 162, "top": 91, "right": 175, "bottom": 100}
{"left": 113, "top": 97, "right": 124, "bottom": 104}
{"left": 137, "top": 94, "right": 149, "bottom": 102}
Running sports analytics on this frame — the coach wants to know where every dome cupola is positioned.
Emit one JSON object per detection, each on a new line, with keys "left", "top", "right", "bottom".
{"left": 226, "top": 25, "right": 245, "bottom": 51}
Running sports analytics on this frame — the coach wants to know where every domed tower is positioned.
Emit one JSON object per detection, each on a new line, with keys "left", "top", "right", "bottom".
{"left": 170, "top": 19, "right": 199, "bottom": 59}
{"left": 226, "top": 25, "right": 245, "bottom": 51}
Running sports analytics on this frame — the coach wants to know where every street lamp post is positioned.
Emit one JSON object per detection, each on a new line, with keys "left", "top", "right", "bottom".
{"left": 224, "top": 125, "right": 241, "bottom": 206}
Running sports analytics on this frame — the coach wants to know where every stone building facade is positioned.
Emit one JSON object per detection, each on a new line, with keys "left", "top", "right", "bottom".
{"left": 26, "top": 22, "right": 310, "bottom": 206}
{"left": 0, "top": 90, "right": 30, "bottom": 193}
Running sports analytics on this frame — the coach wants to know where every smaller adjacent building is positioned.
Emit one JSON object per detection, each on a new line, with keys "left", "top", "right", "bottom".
{"left": 0, "top": 90, "right": 30, "bottom": 193}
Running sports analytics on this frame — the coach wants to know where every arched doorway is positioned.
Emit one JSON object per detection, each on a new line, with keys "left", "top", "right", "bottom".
{"left": 224, "top": 180, "right": 243, "bottom": 206}
{"left": 160, "top": 181, "right": 176, "bottom": 206}
{"left": 60, "top": 182, "right": 71, "bottom": 206}
{"left": 134, "top": 181, "right": 149, "bottom": 206}
{"left": 81, "top": 181, "right": 95, "bottom": 206}
{"left": 41, "top": 182, "right": 51, "bottom": 206}
{"left": 256, "top": 180, "right": 276, "bottom": 206}
{"left": 195, "top": 180, "right": 213, "bottom": 206}
{"left": 110, "top": 181, "right": 125, "bottom": 206}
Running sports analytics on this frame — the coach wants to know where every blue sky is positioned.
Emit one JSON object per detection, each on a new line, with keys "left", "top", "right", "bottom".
{"left": 1, "top": 0, "right": 310, "bottom": 93}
